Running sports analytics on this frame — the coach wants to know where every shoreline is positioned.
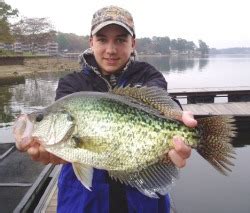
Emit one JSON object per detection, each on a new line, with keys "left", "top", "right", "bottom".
{"left": 0, "top": 58, "right": 80, "bottom": 79}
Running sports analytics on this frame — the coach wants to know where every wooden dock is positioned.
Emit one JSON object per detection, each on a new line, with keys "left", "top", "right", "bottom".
{"left": 169, "top": 86, "right": 250, "bottom": 103}
{"left": 182, "top": 102, "right": 250, "bottom": 115}
{"left": 34, "top": 166, "right": 61, "bottom": 213}
{"left": 37, "top": 183, "right": 58, "bottom": 212}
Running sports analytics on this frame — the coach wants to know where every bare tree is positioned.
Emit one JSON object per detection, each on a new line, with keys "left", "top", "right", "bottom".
{"left": 11, "top": 17, "right": 56, "bottom": 52}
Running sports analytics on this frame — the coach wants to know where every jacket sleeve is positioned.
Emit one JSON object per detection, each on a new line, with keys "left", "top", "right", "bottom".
{"left": 143, "top": 67, "right": 168, "bottom": 90}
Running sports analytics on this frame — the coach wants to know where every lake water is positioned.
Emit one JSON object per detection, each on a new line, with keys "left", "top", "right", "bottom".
{"left": 0, "top": 55, "right": 250, "bottom": 212}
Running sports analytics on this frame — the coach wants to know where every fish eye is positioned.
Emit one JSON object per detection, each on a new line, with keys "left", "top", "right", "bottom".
{"left": 67, "top": 114, "right": 74, "bottom": 122}
{"left": 36, "top": 113, "right": 44, "bottom": 122}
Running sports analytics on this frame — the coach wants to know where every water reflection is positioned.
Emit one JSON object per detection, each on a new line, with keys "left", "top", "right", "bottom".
{"left": 138, "top": 56, "right": 209, "bottom": 72}
{"left": 0, "top": 72, "right": 69, "bottom": 125}
{"left": 0, "top": 86, "right": 15, "bottom": 124}
{"left": 198, "top": 58, "right": 209, "bottom": 71}
{"left": 12, "top": 78, "right": 56, "bottom": 109}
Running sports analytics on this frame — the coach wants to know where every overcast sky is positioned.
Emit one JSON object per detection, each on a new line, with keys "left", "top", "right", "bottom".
{"left": 5, "top": 0, "right": 250, "bottom": 49}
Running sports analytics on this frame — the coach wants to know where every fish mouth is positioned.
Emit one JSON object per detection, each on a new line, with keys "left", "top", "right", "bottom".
{"left": 13, "top": 114, "right": 34, "bottom": 151}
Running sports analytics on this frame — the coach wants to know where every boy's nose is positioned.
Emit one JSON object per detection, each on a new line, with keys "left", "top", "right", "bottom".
{"left": 106, "top": 43, "right": 117, "bottom": 54}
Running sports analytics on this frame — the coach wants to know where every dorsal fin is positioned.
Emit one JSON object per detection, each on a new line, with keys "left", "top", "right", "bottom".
{"left": 112, "top": 86, "right": 183, "bottom": 121}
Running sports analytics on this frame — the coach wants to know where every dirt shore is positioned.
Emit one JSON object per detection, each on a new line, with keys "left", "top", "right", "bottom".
{"left": 0, "top": 57, "right": 81, "bottom": 79}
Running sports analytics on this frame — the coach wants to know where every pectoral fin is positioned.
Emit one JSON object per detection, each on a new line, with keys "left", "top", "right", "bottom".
{"left": 72, "top": 163, "right": 93, "bottom": 190}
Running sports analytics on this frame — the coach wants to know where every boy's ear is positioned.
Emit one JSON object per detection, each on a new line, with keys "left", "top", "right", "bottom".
{"left": 132, "top": 38, "right": 136, "bottom": 49}
{"left": 89, "top": 36, "right": 93, "bottom": 48}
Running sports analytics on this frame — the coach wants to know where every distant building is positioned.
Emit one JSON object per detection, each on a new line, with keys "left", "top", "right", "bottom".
{"left": 22, "top": 44, "right": 31, "bottom": 52}
{"left": 13, "top": 42, "right": 22, "bottom": 53}
{"left": 46, "top": 42, "right": 58, "bottom": 56}
{"left": 0, "top": 42, "right": 59, "bottom": 55}
{"left": 35, "top": 44, "right": 47, "bottom": 55}
{"left": 0, "top": 43, "right": 4, "bottom": 50}
{"left": 4, "top": 43, "right": 14, "bottom": 51}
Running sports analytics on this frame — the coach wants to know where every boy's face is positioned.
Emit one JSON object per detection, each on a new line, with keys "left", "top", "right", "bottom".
{"left": 90, "top": 24, "right": 135, "bottom": 75}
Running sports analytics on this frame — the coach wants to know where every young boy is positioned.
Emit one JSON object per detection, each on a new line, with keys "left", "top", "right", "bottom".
{"left": 20, "top": 5, "right": 197, "bottom": 213}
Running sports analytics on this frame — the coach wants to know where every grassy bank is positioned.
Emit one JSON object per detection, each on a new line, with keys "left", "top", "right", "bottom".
{"left": 0, "top": 57, "right": 80, "bottom": 79}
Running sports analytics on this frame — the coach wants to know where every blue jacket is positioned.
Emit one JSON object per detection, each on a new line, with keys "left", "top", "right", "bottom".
{"left": 55, "top": 51, "right": 171, "bottom": 213}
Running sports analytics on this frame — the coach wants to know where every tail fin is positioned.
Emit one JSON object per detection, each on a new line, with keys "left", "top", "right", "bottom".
{"left": 196, "top": 116, "right": 236, "bottom": 175}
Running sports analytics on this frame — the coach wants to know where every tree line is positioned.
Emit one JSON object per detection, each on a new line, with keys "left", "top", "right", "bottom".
{"left": 210, "top": 47, "right": 250, "bottom": 54}
{"left": 1, "top": 1, "right": 209, "bottom": 55}
{"left": 135, "top": 37, "right": 209, "bottom": 55}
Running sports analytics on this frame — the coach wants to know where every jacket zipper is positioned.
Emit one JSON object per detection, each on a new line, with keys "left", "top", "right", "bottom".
{"left": 97, "top": 74, "right": 112, "bottom": 91}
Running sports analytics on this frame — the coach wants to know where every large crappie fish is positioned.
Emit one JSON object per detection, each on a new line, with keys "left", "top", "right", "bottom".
{"left": 13, "top": 86, "right": 236, "bottom": 198}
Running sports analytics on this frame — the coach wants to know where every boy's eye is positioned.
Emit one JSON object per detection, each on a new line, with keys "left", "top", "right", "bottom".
{"left": 117, "top": 38, "right": 126, "bottom": 43}
{"left": 97, "top": 38, "right": 106, "bottom": 43}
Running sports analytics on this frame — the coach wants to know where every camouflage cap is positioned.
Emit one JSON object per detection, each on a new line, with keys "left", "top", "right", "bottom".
{"left": 91, "top": 6, "right": 135, "bottom": 37}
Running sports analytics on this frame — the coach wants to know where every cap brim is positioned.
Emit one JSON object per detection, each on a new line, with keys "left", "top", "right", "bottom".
{"left": 91, "top": 20, "right": 134, "bottom": 37}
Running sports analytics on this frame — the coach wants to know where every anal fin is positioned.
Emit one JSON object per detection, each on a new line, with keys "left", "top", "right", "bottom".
{"left": 109, "top": 161, "right": 179, "bottom": 198}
